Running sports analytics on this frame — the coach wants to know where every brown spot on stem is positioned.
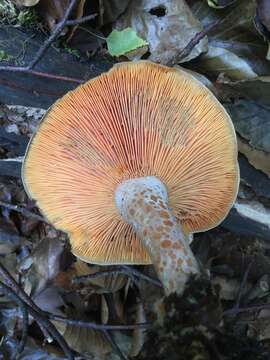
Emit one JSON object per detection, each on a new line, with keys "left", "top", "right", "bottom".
{"left": 160, "top": 210, "right": 170, "bottom": 219}
{"left": 129, "top": 208, "right": 135, "bottom": 216}
{"left": 150, "top": 195, "right": 158, "bottom": 202}
{"left": 164, "top": 220, "right": 173, "bottom": 227}
{"left": 161, "top": 240, "right": 172, "bottom": 248}
{"left": 145, "top": 205, "right": 151, "bottom": 213}
{"left": 187, "top": 258, "right": 193, "bottom": 267}
{"left": 178, "top": 258, "right": 183, "bottom": 266}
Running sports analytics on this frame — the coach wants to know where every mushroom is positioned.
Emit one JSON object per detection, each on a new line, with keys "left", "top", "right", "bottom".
{"left": 22, "top": 61, "right": 239, "bottom": 295}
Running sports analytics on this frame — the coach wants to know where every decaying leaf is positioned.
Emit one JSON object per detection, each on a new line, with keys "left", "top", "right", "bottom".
{"left": 37, "top": 0, "right": 87, "bottom": 32}
{"left": 115, "top": 0, "right": 208, "bottom": 64}
{"left": 22, "top": 237, "right": 65, "bottom": 296}
{"left": 191, "top": 0, "right": 270, "bottom": 79}
{"left": 207, "top": 0, "right": 237, "bottom": 9}
{"left": 13, "top": 0, "right": 39, "bottom": 6}
{"left": 74, "top": 260, "right": 127, "bottom": 293}
{"left": 255, "top": 0, "right": 270, "bottom": 60}
{"left": 237, "top": 136, "right": 270, "bottom": 177}
{"left": 0, "top": 218, "right": 22, "bottom": 254}
{"left": 106, "top": 28, "right": 148, "bottom": 57}
{"left": 225, "top": 99, "right": 270, "bottom": 153}
{"left": 130, "top": 301, "right": 147, "bottom": 357}
{"left": 53, "top": 309, "right": 111, "bottom": 359}
{"left": 99, "top": 0, "right": 131, "bottom": 25}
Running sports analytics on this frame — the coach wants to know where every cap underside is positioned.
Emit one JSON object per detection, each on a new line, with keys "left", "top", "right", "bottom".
{"left": 23, "top": 61, "right": 239, "bottom": 265}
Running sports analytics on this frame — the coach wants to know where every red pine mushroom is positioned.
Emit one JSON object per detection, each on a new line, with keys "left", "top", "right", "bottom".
{"left": 23, "top": 61, "right": 239, "bottom": 295}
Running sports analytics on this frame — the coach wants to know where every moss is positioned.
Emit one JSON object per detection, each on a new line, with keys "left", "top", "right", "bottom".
{"left": 0, "top": 50, "right": 11, "bottom": 61}
{"left": 0, "top": 0, "right": 39, "bottom": 27}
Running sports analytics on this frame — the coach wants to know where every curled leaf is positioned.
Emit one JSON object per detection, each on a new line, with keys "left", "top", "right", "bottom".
{"left": 115, "top": 0, "right": 208, "bottom": 64}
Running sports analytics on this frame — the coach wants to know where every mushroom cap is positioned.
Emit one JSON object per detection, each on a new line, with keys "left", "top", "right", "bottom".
{"left": 23, "top": 61, "right": 239, "bottom": 265}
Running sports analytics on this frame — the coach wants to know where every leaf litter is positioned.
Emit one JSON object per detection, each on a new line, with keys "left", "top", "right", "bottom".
{"left": 1, "top": 0, "right": 270, "bottom": 359}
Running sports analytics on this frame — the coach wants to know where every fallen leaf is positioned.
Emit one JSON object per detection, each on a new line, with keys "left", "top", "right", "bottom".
{"left": 115, "top": 0, "right": 208, "bottom": 64}
{"left": 0, "top": 218, "right": 22, "bottom": 255}
{"left": 107, "top": 28, "right": 148, "bottom": 57}
{"left": 207, "top": 0, "right": 237, "bottom": 9}
{"left": 237, "top": 136, "right": 270, "bottom": 177}
{"left": 13, "top": 0, "right": 40, "bottom": 6}
{"left": 191, "top": 0, "right": 270, "bottom": 79}
{"left": 130, "top": 301, "right": 146, "bottom": 357}
{"left": 100, "top": 0, "right": 131, "bottom": 25}
{"left": 225, "top": 98, "right": 270, "bottom": 153}
{"left": 54, "top": 309, "right": 111, "bottom": 359}
{"left": 22, "top": 238, "right": 65, "bottom": 296}
{"left": 74, "top": 260, "right": 127, "bottom": 293}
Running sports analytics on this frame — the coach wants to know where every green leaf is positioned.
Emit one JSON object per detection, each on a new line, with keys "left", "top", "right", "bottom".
{"left": 106, "top": 28, "right": 148, "bottom": 57}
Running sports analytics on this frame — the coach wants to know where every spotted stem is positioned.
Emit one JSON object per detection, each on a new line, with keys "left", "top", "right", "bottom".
{"left": 115, "top": 176, "right": 199, "bottom": 295}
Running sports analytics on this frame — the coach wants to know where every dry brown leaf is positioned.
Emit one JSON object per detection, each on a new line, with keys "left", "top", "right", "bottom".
{"left": 22, "top": 237, "right": 65, "bottom": 296}
{"left": 37, "top": 0, "right": 86, "bottom": 33}
{"left": 54, "top": 309, "right": 111, "bottom": 359}
{"left": 238, "top": 137, "right": 270, "bottom": 177}
{"left": 130, "top": 301, "right": 146, "bottom": 357}
{"left": 13, "top": 0, "right": 39, "bottom": 7}
{"left": 74, "top": 259, "right": 127, "bottom": 293}
{"left": 115, "top": 0, "right": 207, "bottom": 64}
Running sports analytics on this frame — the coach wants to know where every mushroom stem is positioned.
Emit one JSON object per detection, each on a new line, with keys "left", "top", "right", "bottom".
{"left": 115, "top": 176, "right": 199, "bottom": 295}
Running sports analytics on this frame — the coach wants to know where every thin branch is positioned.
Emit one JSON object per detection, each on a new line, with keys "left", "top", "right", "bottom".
{"left": 103, "top": 330, "right": 128, "bottom": 360}
{"left": 0, "top": 2, "right": 97, "bottom": 83}
{"left": 0, "top": 66, "right": 84, "bottom": 83}
{"left": 25, "top": 303, "right": 75, "bottom": 359}
{"left": 27, "top": 0, "right": 78, "bottom": 70}
{"left": 0, "top": 201, "right": 49, "bottom": 224}
{"left": 0, "top": 261, "right": 150, "bottom": 360}
{"left": 0, "top": 262, "right": 74, "bottom": 360}
{"left": 47, "top": 313, "right": 150, "bottom": 331}
{"left": 66, "top": 13, "right": 97, "bottom": 26}
{"left": 235, "top": 260, "right": 254, "bottom": 309}
{"left": 73, "top": 266, "right": 162, "bottom": 288}
{"left": 173, "top": 19, "right": 220, "bottom": 64}
{"left": 122, "top": 265, "right": 162, "bottom": 288}
{"left": 223, "top": 303, "right": 270, "bottom": 316}
{"left": 0, "top": 281, "right": 29, "bottom": 358}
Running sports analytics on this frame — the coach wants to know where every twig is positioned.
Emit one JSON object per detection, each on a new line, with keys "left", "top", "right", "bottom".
{"left": 0, "top": 281, "right": 29, "bottom": 358}
{"left": 47, "top": 313, "right": 150, "bottom": 331}
{"left": 223, "top": 302, "right": 270, "bottom": 316}
{"left": 0, "top": 262, "right": 74, "bottom": 360}
{"left": 0, "top": 201, "right": 49, "bottom": 224}
{"left": 66, "top": 13, "right": 97, "bottom": 26}
{"left": 28, "top": 0, "right": 78, "bottom": 69}
{"left": 0, "top": 2, "right": 96, "bottom": 83}
{"left": 0, "top": 262, "right": 150, "bottom": 359}
{"left": 73, "top": 266, "right": 162, "bottom": 288}
{"left": 122, "top": 265, "right": 162, "bottom": 288}
{"left": 235, "top": 260, "right": 254, "bottom": 309}
{"left": 173, "top": 19, "right": 220, "bottom": 64}
{"left": 103, "top": 330, "right": 128, "bottom": 360}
